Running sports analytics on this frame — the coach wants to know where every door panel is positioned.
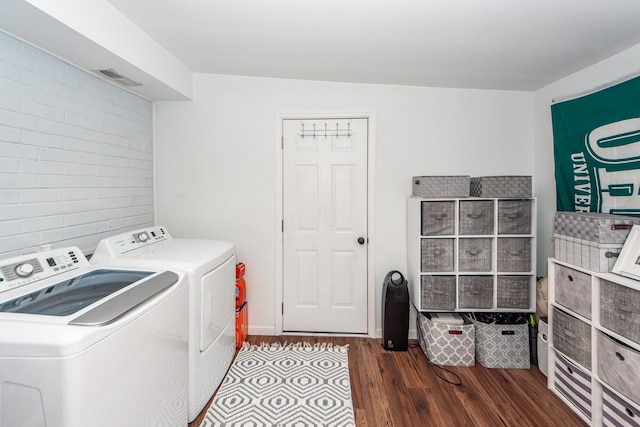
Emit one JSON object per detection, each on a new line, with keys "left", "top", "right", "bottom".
{"left": 282, "top": 118, "right": 368, "bottom": 333}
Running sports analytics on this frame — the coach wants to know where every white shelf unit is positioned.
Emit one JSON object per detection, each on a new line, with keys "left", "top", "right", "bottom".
{"left": 548, "top": 257, "right": 640, "bottom": 426}
{"left": 407, "top": 196, "right": 536, "bottom": 312}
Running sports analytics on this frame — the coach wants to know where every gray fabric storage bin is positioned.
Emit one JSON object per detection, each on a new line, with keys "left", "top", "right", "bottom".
{"left": 420, "top": 275, "right": 456, "bottom": 310}
{"left": 553, "top": 211, "right": 640, "bottom": 272}
{"left": 496, "top": 275, "right": 531, "bottom": 309}
{"left": 413, "top": 176, "right": 470, "bottom": 198}
{"left": 458, "top": 276, "right": 493, "bottom": 309}
{"left": 598, "top": 332, "right": 640, "bottom": 405}
{"left": 600, "top": 279, "right": 640, "bottom": 345}
{"left": 470, "top": 176, "right": 532, "bottom": 198}
{"left": 497, "top": 237, "right": 532, "bottom": 272}
{"left": 497, "top": 199, "right": 533, "bottom": 235}
{"left": 459, "top": 200, "right": 494, "bottom": 235}
{"left": 421, "top": 201, "right": 455, "bottom": 236}
{"left": 602, "top": 384, "right": 640, "bottom": 427}
{"left": 458, "top": 238, "right": 492, "bottom": 272}
{"left": 552, "top": 307, "right": 591, "bottom": 369}
{"left": 554, "top": 263, "right": 592, "bottom": 319}
{"left": 416, "top": 313, "right": 475, "bottom": 366}
{"left": 421, "top": 238, "right": 455, "bottom": 272}
{"left": 468, "top": 314, "right": 530, "bottom": 369}
{"left": 554, "top": 353, "right": 592, "bottom": 421}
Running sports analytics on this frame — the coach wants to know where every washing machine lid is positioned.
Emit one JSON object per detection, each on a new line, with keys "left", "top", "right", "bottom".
{"left": 0, "top": 269, "right": 153, "bottom": 317}
{"left": 92, "top": 226, "right": 235, "bottom": 275}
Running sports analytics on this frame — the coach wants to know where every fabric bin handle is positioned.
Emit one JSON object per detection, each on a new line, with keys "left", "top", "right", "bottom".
{"left": 504, "top": 213, "right": 522, "bottom": 219}
{"left": 431, "top": 214, "right": 447, "bottom": 221}
{"left": 501, "top": 330, "right": 515, "bottom": 335}
{"left": 466, "top": 213, "right": 485, "bottom": 219}
{"left": 612, "top": 224, "right": 633, "bottom": 230}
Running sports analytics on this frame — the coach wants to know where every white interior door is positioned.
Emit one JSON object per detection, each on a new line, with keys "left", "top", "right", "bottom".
{"left": 282, "top": 118, "right": 368, "bottom": 333}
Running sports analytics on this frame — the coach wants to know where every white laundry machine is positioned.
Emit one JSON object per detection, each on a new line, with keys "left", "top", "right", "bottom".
{"left": 91, "top": 226, "right": 236, "bottom": 422}
{"left": 0, "top": 247, "right": 189, "bottom": 427}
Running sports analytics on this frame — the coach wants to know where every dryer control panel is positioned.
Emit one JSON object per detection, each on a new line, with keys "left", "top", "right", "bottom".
{"left": 91, "top": 226, "right": 171, "bottom": 261}
{"left": 0, "top": 247, "right": 89, "bottom": 294}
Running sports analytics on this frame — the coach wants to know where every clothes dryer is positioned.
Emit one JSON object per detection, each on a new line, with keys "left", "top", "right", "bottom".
{"left": 91, "top": 226, "right": 236, "bottom": 422}
{"left": 0, "top": 247, "right": 189, "bottom": 427}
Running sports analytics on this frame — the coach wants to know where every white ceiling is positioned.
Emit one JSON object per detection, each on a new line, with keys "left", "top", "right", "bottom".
{"left": 105, "top": 0, "right": 640, "bottom": 91}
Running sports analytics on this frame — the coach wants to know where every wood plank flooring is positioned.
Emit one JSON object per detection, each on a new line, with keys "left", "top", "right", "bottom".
{"left": 191, "top": 335, "right": 586, "bottom": 427}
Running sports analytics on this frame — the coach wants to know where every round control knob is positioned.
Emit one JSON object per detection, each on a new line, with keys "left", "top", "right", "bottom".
{"left": 138, "top": 232, "right": 149, "bottom": 242}
{"left": 15, "top": 263, "right": 34, "bottom": 277}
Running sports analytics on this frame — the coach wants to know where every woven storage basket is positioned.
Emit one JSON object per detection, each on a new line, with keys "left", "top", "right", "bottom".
{"left": 413, "top": 175, "right": 470, "bottom": 198}
{"left": 468, "top": 314, "right": 530, "bottom": 369}
{"left": 459, "top": 200, "right": 494, "bottom": 235}
{"left": 458, "top": 276, "right": 493, "bottom": 309}
{"left": 470, "top": 176, "right": 532, "bottom": 198}
{"left": 421, "top": 201, "right": 455, "bottom": 236}
{"left": 496, "top": 276, "right": 531, "bottom": 309}
{"left": 497, "top": 237, "right": 531, "bottom": 272}
{"left": 554, "top": 263, "right": 591, "bottom": 319}
{"left": 600, "top": 279, "right": 640, "bottom": 345}
{"left": 497, "top": 199, "right": 532, "bottom": 234}
{"left": 552, "top": 307, "right": 591, "bottom": 369}
{"left": 554, "top": 353, "right": 592, "bottom": 420}
{"left": 420, "top": 275, "right": 456, "bottom": 310}
{"left": 458, "top": 238, "right": 492, "bottom": 272}
{"left": 416, "top": 313, "right": 475, "bottom": 366}
{"left": 553, "top": 212, "right": 640, "bottom": 272}
{"left": 598, "top": 332, "right": 640, "bottom": 405}
{"left": 421, "top": 239, "right": 455, "bottom": 272}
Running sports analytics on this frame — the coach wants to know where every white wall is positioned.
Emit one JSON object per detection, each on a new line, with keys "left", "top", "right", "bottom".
{"left": 533, "top": 44, "right": 640, "bottom": 277}
{"left": 154, "top": 73, "right": 534, "bottom": 335}
{"left": 0, "top": 31, "right": 154, "bottom": 258}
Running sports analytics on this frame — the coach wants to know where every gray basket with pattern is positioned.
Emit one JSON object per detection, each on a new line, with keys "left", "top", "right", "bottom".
{"left": 468, "top": 314, "right": 530, "bottom": 369}
{"left": 552, "top": 307, "right": 591, "bottom": 369}
{"left": 413, "top": 176, "right": 470, "bottom": 198}
{"left": 420, "top": 275, "right": 456, "bottom": 310}
{"left": 554, "top": 212, "right": 640, "bottom": 243}
{"left": 554, "top": 212, "right": 640, "bottom": 272}
{"left": 459, "top": 200, "right": 494, "bottom": 235}
{"left": 498, "top": 199, "right": 533, "bottom": 234}
{"left": 497, "top": 276, "right": 531, "bottom": 309}
{"left": 421, "top": 238, "right": 455, "bottom": 272}
{"left": 600, "top": 279, "right": 640, "bottom": 345}
{"left": 470, "top": 176, "right": 532, "bottom": 198}
{"left": 497, "top": 237, "right": 532, "bottom": 272}
{"left": 459, "top": 238, "right": 492, "bottom": 272}
{"left": 458, "top": 276, "right": 493, "bottom": 309}
{"left": 417, "top": 313, "right": 475, "bottom": 366}
{"left": 421, "top": 201, "right": 455, "bottom": 236}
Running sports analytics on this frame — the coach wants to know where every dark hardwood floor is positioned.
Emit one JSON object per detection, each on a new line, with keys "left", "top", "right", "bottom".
{"left": 191, "top": 335, "right": 586, "bottom": 427}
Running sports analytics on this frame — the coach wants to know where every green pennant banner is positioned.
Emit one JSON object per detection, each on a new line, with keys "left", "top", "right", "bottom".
{"left": 552, "top": 76, "right": 640, "bottom": 215}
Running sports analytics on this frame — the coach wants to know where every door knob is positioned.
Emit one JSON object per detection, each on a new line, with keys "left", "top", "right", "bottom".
{"left": 357, "top": 237, "right": 366, "bottom": 245}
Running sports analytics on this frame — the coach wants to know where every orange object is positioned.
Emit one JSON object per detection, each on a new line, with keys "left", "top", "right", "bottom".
{"left": 236, "top": 301, "right": 248, "bottom": 348}
{"left": 235, "top": 277, "right": 246, "bottom": 308}
{"left": 236, "top": 263, "right": 245, "bottom": 279}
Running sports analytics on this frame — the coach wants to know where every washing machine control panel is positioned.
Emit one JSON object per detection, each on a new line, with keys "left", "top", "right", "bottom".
{"left": 92, "top": 226, "right": 172, "bottom": 259}
{"left": 0, "top": 247, "right": 89, "bottom": 294}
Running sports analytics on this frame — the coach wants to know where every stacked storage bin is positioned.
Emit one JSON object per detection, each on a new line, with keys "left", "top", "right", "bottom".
{"left": 235, "top": 263, "right": 248, "bottom": 348}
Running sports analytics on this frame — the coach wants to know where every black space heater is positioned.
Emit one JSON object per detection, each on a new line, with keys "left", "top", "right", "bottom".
{"left": 381, "top": 270, "right": 409, "bottom": 351}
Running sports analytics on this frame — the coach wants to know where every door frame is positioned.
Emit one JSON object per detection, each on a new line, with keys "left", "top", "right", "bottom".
{"left": 275, "top": 111, "right": 376, "bottom": 337}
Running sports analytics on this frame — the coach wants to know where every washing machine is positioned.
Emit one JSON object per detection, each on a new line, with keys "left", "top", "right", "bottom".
{"left": 0, "top": 247, "right": 189, "bottom": 427}
{"left": 90, "top": 226, "right": 236, "bottom": 422}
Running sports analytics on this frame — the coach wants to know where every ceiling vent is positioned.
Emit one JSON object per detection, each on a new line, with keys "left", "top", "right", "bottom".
{"left": 94, "top": 68, "right": 142, "bottom": 87}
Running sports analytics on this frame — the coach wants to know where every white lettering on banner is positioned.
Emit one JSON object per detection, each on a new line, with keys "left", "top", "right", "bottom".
{"left": 596, "top": 168, "right": 640, "bottom": 215}
{"left": 572, "top": 152, "right": 592, "bottom": 212}
{"left": 586, "top": 118, "right": 640, "bottom": 164}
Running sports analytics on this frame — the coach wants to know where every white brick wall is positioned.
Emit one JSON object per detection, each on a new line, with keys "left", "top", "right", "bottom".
{"left": 0, "top": 31, "right": 154, "bottom": 258}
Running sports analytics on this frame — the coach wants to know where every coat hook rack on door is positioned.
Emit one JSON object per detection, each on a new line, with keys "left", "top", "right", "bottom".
{"left": 300, "top": 122, "right": 352, "bottom": 139}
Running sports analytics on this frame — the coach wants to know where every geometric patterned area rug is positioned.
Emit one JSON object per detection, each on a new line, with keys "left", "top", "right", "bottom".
{"left": 201, "top": 342, "right": 355, "bottom": 427}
